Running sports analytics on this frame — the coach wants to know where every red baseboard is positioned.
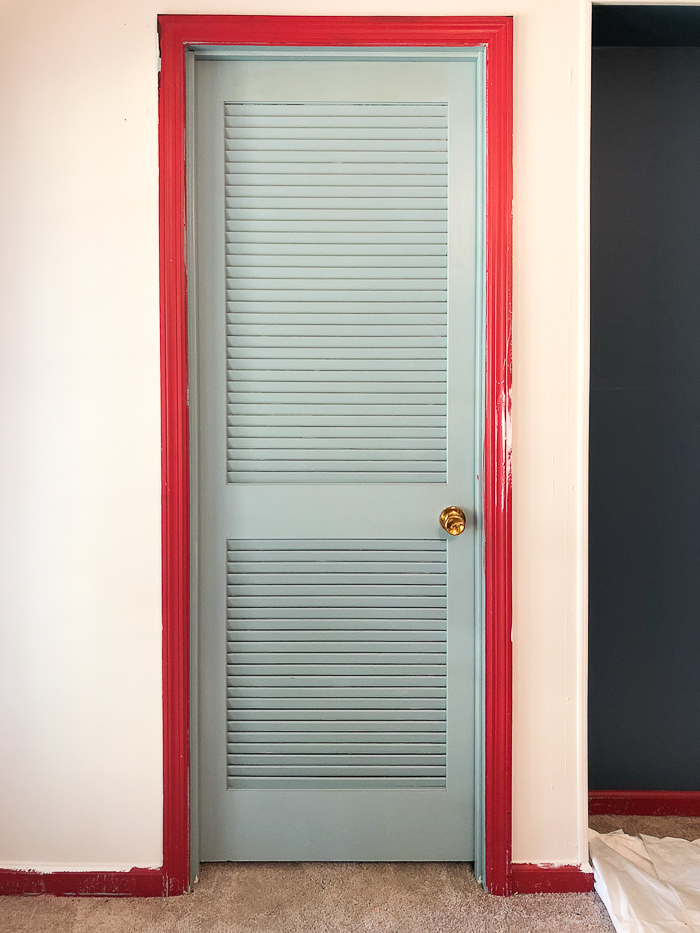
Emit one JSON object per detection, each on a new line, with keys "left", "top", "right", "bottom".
{"left": 1, "top": 862, "right": 596, "bottom": 898}
{"left": 510, "top": 863, "right": 595, "bottom": 894}
{"left": 0, "top": 867, "right": 166, "bottom": 897}
{"left": 589, "top": 790, "right": 700, "bottom": 817}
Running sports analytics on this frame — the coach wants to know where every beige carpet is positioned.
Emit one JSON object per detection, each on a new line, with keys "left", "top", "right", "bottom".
{"left": 1, "top": 862, "right": 613, "bottom": 933}
{"left": 589, "top": 814, "right": 700, "bottom": 842}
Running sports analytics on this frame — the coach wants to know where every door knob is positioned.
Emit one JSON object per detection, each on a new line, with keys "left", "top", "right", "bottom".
{"left": 439, "top": 506, "right": 467, "bottom": 536}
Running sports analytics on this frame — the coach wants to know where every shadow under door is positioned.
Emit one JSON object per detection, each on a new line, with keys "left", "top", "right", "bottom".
{"left": 193, "top": 50, "right": 483, "bottom": 861}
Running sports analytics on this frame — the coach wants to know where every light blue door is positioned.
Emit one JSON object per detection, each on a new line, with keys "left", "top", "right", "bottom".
{"left": 194, "top": 51, "right": 483, "bottom": 861}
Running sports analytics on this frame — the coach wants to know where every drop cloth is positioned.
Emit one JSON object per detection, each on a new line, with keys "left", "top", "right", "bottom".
{"left": 589, "top": 828, "right": 700, "bottom": 932}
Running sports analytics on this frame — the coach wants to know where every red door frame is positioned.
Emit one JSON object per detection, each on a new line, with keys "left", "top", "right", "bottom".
{"left": 158, "top": 14, "right": 513, "bottom": 897}
{"left": 0, "top": 14, "right": 512, "bottom": 900}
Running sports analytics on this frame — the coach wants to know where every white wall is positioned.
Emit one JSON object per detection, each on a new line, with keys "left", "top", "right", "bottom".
{"left": 0, "top": 0, "right": 592, "bottom": 871}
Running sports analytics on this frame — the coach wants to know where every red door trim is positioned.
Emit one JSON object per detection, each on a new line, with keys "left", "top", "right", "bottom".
{"left": 479, "top": 18, "right": 513, "bottom": 896}
{"left": 0, "top": 15, "right": 513, "bottom": 900}
{"left": 158, "top": 15, "right": 513, "bottom": 896}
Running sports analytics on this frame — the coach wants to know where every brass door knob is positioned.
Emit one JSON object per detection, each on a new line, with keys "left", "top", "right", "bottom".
{"left": 439, "top": 506, "right": 467, "bottom": 536}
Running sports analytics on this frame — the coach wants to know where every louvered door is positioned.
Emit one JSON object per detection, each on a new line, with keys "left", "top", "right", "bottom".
{"left": 195, "top": 53, "right": 482, "bottom": 860}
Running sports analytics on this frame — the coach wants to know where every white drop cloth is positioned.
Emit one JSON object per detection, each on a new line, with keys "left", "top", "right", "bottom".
{"left": 589, "top": 828, "right": 700, "bottom": 932}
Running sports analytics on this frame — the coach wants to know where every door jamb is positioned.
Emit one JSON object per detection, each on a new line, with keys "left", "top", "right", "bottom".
{"left": 158, "top": 14, "right": 513, "bottom": 896}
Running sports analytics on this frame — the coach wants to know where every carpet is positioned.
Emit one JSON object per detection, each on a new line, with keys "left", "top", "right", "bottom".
{"left": 0, "top": 862, "right": 613, "bottom": 933}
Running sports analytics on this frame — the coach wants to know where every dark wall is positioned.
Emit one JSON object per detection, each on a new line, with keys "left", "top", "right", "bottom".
{"left": 593, "top": 5, "right": 700, "bottom": 46}
{"left": 589, "top": 47, "right": 700, "bottom": 790}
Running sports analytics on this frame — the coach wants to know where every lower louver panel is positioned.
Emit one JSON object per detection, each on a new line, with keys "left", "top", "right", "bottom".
{"left": 226, "top": 538, "right": 448, "bottom": 789}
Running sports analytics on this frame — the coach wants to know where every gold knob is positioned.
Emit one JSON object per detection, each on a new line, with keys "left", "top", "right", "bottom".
{"left": 439, "top": 506, "right": 467, "bottom": 536}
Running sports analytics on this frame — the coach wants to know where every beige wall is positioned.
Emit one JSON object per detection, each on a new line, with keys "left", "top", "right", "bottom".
{"left": 0, "top": 0, "right": 593, "bottom": 870}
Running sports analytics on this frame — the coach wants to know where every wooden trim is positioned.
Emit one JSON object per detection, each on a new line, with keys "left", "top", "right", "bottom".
{"left": 158, "top": 14, "right": 192, "bottom": 898}
{"left": 157, "top": 13, "right": 514, "bottom": 47}
{"left": 510, "top": 864, "right": 595, "bottom": 895}
{"left": 481, "top": 16, "right": 514, "bottom": 898}
{"left": 157, "top": 14, "right": 513, "bottom": 899}
{"left": 589, "top": 790, "right": 700, "bottom": 817}
{"left": 0, "top": 868, "right": 165, "bottom": 897}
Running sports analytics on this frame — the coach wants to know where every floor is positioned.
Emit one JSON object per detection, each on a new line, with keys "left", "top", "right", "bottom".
{"left": 1, "top": 818, "right": 697, "bottom": 933}
{"left": 0, "top": 863, "right": 614, "bottom": 933}
{"left": 588, "top": 813, "right": 700, "bottom": 842}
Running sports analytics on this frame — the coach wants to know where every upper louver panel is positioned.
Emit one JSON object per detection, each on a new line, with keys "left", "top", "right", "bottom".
{"left": 225, "top": 102, "right": 448, "bottom": 484}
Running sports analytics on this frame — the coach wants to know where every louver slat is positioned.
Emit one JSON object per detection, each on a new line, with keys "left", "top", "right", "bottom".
{"left": 226, "top": 539, "right": 447, "bottom": 789}
{"left": 225, "top": 102, "right": 448, "bottom": 484}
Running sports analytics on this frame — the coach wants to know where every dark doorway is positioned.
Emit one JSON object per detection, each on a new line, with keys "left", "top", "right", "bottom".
{"left": 589, "top": 5, "right": 700, "bottom": 791}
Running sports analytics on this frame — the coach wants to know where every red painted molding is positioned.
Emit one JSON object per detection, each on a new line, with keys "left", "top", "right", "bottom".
{"left": 589, "top": 790, "right": 700, "bottom": 817}
{"left": 0, "top": 868, "right": 165, "bottom": 898}
{"left": 158, "top": 13, "right": 514, "bottom": 48}
{"left": 480, "top": 17, "right": 514, "bottom": 899}
{"left": 158, "top": 14, "right": 192, "bottom": 900}
{"left": 510, "top": 864, "right": 595, "bottom": 895}
{"left": 157, "top": 13, "right": 513, "bottom": 900}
